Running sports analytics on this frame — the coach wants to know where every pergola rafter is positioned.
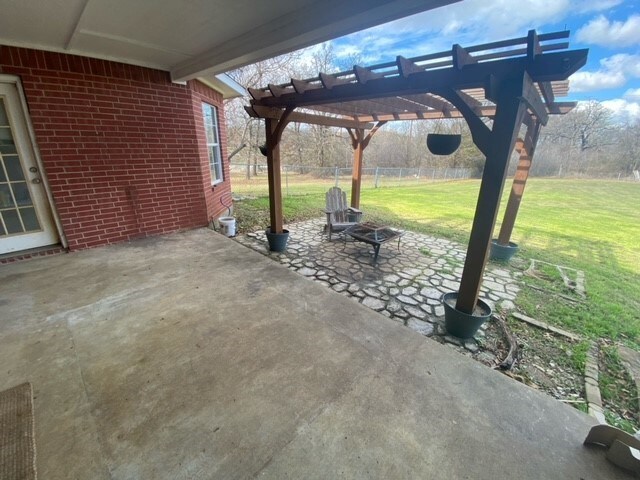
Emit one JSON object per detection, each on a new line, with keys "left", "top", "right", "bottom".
{"left": 247, "top": 30, "right": 587, "bottom": 317}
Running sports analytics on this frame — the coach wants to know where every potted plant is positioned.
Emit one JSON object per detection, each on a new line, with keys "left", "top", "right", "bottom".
{"left": 442, "top": 292, "right": 492, "bottom": 338}
{"left": 265, "top": 226, "right": 289, "bottom": 252}
{"left": 490, "top": 239, "right": 519, "bottom": 261}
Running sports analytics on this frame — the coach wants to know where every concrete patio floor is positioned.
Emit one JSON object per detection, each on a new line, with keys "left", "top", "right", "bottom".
{"left": 0, "top": 228, "right": 634, "bottom": 479}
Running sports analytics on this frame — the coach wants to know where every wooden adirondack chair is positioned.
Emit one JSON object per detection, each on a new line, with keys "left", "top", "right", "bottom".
{"left": 324, "top": 186, "right": 362, "bottom": 240}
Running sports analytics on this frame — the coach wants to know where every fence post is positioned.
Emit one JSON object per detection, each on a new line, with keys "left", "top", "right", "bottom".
{"left": 417, "top": 167, "right": 421, "bottom": 181}
{"left": 374, "top": 167, "right": 379, "bottom": 188}
{"left": 334, "top": 166, "right": 339, "bottom": 186}
{"left": 398, "top": 168, "right": 402, "bottom": 186}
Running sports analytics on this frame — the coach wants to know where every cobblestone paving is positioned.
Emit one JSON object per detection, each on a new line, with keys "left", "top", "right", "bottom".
{"left": 234, "top": 218, "right": 522, "bottom": 355}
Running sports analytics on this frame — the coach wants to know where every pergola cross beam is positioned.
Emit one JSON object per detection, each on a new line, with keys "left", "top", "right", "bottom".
{"left": 253, "top": 50, "right": 586, "bottom": 110}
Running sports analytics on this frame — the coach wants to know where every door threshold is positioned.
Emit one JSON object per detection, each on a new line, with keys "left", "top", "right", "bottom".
{"left": 0, "top": 245, "right": 66, "bottom": 265}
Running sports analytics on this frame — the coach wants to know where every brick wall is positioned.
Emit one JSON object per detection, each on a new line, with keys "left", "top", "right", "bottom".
{"left": 0, "top": 46, "right": 231, "bottom": 250}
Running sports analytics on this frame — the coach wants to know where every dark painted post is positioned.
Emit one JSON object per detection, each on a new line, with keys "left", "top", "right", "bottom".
{"left": 265, "top": 118, "right": 283, "bottom": 233}
{"left": 497, "top": 120, "right": 541, "bottom": 245}
{"left": 350, "top": 128, "right": 365, "bottom": 209}
{"left": 455, "top": 78, "right": 528, "bottom": 314}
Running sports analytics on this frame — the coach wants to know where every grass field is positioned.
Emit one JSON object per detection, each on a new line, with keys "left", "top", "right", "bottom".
{"left": 233, "top": 178, "right": 640, "bottom": 348}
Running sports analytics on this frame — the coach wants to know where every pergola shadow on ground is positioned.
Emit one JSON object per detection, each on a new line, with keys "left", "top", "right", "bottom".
{"left": 246, "top": 30, "right": 587, "bottom": 318}
{"left": 236, "top": 218, "right": 520, "bottom": 353}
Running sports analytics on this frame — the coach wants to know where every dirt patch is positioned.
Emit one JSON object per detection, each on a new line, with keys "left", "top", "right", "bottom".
{"left": 471, "top": 316, "right": 587, "bottom": 410}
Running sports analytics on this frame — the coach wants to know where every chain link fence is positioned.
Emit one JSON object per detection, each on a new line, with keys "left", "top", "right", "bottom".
{"left": 230, "top": 163, "right": 475, "bottom": 197}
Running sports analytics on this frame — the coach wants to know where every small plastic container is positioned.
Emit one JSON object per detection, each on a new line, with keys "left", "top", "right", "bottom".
{"left": 218, "top": 216, "right": 236, "bottom": 237}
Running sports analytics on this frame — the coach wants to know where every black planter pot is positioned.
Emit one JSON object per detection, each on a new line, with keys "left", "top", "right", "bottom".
{"left": 265, "top": 227, "right": 289, "bottom": 252}
{"left": 442, "top": 292, "right": 492, "bottom": 339}
{"left": 426, "top": 133, "right": 461, "bottom": 156}
{"left": 259, "top": 144, "right": 268, "bottom": 157}
{"left": 489, "top": 239, "right": 519, "bottom": 262}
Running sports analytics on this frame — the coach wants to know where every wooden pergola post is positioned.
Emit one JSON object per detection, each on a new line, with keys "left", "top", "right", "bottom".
{"left": 265, "top": 118, "right": 283, "bottom": 233}
{"left": 497, "top": 118, "right": 541, "bottom": 245}
{"left": 442, "top": 74, "right": 532, "bottom": 314}
{"left": 265, "top": 108, "right": 294, "bottom": 234}
{"left": 347, "top": 121, "right": 386, "bottom": 209}
{"left": 349, "top": 128, "right": 365, "bottom": 209}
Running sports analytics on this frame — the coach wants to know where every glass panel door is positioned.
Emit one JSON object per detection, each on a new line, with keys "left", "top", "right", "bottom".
{"left": 0, "top": 100, "right": 42, "bottom": 237}
{"left": 0, "top": 81, "right": 58, "bottom": 254}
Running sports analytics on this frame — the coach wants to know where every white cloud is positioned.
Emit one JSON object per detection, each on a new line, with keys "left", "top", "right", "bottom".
{"left": 374, "top": 0, "right": 571, "bottom": 44}
{"left": 570, "top": 70, "right": 626, "bottom": 92}
{"left": 576, "top": 0, "right": 624, "bottom": 13}
{"left": 624, "top": 87, "right": 640, "bottom": 100}
{"left": 569, "top": 54, "right": 640, "bottom": 93}
{"left": 332, "top": 0, "right": 625, "bottom": 64}
{"left": 576, "top": 14, "right": 640, "bottom": 47}
{"left": 601, "top": 54, "right": 640, "bottom": 77}
{"left": 601, "top": 98, "right": 640, "bottom": 122}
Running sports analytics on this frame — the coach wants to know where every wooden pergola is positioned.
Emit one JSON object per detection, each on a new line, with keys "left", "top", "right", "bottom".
{"left": 246, "top": 30, "right": 587, "bottom": 315}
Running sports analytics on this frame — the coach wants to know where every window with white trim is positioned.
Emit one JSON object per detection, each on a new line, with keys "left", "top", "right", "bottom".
{"left": 202, "top": 103, "right": 223, "bottom": 185}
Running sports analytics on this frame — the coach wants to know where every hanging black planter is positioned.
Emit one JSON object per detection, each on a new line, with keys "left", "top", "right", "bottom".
{"left": 426, "top": 133, "right": 461, "bottom": 156}
{"left": 259, "top": 144, "right": 268, "bottom": 156}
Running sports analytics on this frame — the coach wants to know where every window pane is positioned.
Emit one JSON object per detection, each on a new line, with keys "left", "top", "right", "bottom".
{"left": 209, "top": 146, "right": 223, "bottom": 182}
{"left": 12, "top": 182, "right": 32, "bottom": 206}
{"left": 0, "top": 219, "right": 5, "bottom": 236}
{"left": 205, "top": 124, "right": 214, "bottom": 144}
{"left": 210, "top": 123, "right": 219, "bottom": 144}
{"left": 4, "top": 156, "right": 25, "bottom": 181}
{"left": 0, "top": 127, "right": 16, "bottom": 155}
{"left": 20, "top": 207, "right": 40, "bottom": 231}
{"left": 210, "top": 107, "right": 219, "bottom": 141}
{"left": 0, "top": 161, "right": 6, "bottom": 182}
{"left": 208, "top": 148, "right": 216, "bottom": 178}
{"left": 0, "top": 184, "right": 15, "bottom": 208}
{"left": 0, "top": 100, "right": 8, "bottom": 126}
{"left": 2, "top": 209, "right": 23, "bottom": 233}
{"left": 202, "top": 102, "right": 223, "bottom": 184}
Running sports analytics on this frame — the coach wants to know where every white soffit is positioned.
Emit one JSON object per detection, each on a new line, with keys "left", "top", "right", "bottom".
{"left": 0, "top": 0, "right": 459, "bottom": 80}
{"left": 203, "top": 75, "right": 246, "bottom": 99}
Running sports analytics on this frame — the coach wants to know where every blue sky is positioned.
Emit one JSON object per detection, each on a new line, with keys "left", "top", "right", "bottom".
{"left": 327, "top": 0, "right": 640, "bottom": 121}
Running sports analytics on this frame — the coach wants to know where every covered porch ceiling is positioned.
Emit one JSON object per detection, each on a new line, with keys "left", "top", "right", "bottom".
{"left": 0, "top": 0, "right": 458, "bottom": 81}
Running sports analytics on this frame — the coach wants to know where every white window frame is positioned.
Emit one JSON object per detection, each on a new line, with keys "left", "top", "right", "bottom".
{"left": 202, "top": 103, "right": 223, "bottom": 185}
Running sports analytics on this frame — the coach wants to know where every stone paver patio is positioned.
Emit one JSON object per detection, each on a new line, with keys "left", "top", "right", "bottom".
{"left": 235, "top": 218, "right": 522, "bottom": 355}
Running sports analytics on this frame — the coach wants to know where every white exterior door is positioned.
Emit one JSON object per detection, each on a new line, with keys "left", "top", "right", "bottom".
{"left": 0, "top": 81, "right": 58, "bottom": 254}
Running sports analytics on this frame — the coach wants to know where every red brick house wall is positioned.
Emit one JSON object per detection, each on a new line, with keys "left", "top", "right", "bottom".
{"left": 0, "top": 46, "right": 232, "bottom": 250}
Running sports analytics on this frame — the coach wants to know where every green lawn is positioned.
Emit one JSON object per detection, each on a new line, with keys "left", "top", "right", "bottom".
{"left": 234, "top": 178, "right": 640, "bottom": 347}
